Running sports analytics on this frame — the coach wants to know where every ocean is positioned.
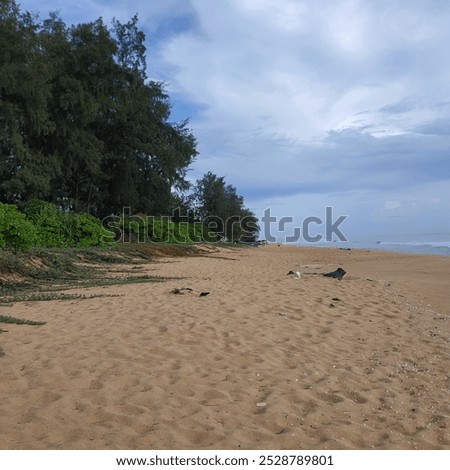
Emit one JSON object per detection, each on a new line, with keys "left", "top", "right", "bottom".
{"left": 321, "top": 233, "right": 450, "bottom": 257}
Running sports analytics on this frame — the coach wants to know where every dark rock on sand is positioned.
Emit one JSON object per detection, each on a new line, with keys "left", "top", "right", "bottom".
{"left": 323, "top": 268, "right": 346, "bottom": 280}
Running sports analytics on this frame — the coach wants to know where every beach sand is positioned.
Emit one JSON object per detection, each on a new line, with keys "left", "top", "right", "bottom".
{"left": 0, "top": 245, "right": 449, "bottom": 449}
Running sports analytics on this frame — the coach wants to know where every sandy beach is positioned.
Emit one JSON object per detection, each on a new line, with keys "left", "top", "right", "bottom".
{"left": 0, "top": 244, "right": 449, "bottom": 450}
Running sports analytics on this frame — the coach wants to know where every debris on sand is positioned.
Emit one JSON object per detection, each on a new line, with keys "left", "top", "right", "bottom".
{"left": 287, "top": 270, "right": 301, "bottom": 279}
{"left": 170, "top": 287, "right": 193, "bottom": 295}
{"left": 171, "top": 287, "right": 210, "bottom": 297}
{"left": 323, "top": 268, "right": 346, "bottom": 280}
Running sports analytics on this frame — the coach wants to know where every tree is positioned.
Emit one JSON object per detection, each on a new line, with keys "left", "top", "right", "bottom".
{"left": 0, "top": 2, "right": 198, "bottom": 218}
{"left": 193, "top": 172, "right": 259, "bottom": 242}
{"left": 0, "top": 0, "right": 56, "bottom": 204}
{"left": 94, "top": 16, "right": 198, "bottom": 217}
{"left": 36, "top": 15, "right": 116, "bottom": 213}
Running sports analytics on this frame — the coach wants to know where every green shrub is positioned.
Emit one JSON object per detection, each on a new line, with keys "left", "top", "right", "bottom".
{"left": 69, "top": 212, "right": 115, "bottom": 247}
{"left": 0, "top": 203, "right": 40, "bottom": 250}
{"left": 149, "top": 218, "right": 172, "bottom": 242}
{"left": 188, "top": 221, "right": 217, "bottom": 242}
{"left": 117, "top": 214, "right": 218, "bottom": 244}
{"left": 1, "top": 201, "right": 115, "bottom": 250}
{"left": 24, "top": 200, "right": 71, "bottom": 247}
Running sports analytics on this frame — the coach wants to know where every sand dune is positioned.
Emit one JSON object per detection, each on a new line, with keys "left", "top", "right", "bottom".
{"left": 0, "top": 245, "right": 449, "bottom": 449}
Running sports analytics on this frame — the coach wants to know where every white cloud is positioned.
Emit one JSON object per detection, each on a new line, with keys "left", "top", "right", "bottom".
{"left": 162, "top": 0, "right": 450, "bottom": 145}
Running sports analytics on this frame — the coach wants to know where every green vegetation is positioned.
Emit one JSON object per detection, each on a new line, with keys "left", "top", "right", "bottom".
{"left": 0, "top": 0, "right": 259, "bottom": 246}
{"left": 0, "top": 201, "right": 114, "bottom": 249}
{"left": 114, "top": 212, "right": 218, "bottom": 244}
{"left": 193, "top": 172, "right": 259, "bottom": 242}
{"left": 0, "top": 314, "right": 46, "bottom": 325}
{"left": 0, "top": 202, "right": 40, "bottom": 250}
{"left": 0, "top": 245, "right": 171, "bottom": 298}
{"left": 0, "top": 312, "right": 46, "bottom": 359}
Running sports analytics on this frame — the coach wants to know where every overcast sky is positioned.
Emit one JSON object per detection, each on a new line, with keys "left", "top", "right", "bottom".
{"left": 18, "top": 0, "right": 450, "bottom": 240}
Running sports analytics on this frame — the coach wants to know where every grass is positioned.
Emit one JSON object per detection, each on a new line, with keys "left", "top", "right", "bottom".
{"left": 0, "top": 275, "right": 170, "bottom": 304}
{"left": 0, "top": 246, "right": 173, "bottom": 298}
{"left": 0, "top": 314, "right": 46, "bottom": 358}
{"left": 0, "top": 243, "right": 229, "bottom": 300}
{"left": 0, "top": 292, "right": 125, "bottom": 304}
{"left": 0, "top": 314, "right": 46, "bottom": 325}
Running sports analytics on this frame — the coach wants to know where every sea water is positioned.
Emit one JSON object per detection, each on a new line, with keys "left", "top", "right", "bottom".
{"left": 314, "top": 233, "right": 450, "bottom": 257}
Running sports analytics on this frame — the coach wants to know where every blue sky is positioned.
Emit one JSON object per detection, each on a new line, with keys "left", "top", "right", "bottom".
{"left": 18, "top": 0, "right": 450, "bottom": 240}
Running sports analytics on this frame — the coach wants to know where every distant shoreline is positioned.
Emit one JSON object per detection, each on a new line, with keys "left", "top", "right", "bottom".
{"left": 279, "top": 239, "right": 450, "bottom": 257}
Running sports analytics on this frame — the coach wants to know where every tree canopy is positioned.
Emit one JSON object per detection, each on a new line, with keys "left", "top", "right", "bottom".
{"left": 0, "top": 0, "right": 196, "bottom": 217}
{"left": 193, "top": 172, "right": 258, "bottom": 242}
